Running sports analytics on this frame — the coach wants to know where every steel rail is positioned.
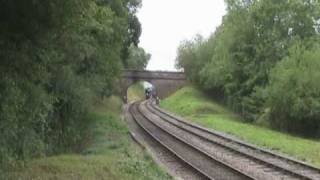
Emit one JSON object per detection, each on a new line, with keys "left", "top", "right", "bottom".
{"left": 130, "top": 102, "right": 255, "bottom": 180}
{"left": 147, "top": 101, "right": 320, "bottom": 179}
{"left": 129, "top": 102, "right": 212, "bottom": 179}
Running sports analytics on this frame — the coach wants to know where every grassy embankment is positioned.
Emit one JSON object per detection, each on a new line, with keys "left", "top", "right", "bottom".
{"left": 127, "top": 82, "right": 145, "bottom": 103}
{"left": 9, "top": 96, "right": 171, "bottom": 180}
{"left": 160, "top": 86, "right": 320, "bottom": 167}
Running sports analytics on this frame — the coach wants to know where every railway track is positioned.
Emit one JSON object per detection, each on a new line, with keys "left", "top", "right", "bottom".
{"left": 129, "top": 101, "right": 320, "bottom": 179}
{"left": 130, "top": 102, "right": 252, "bottom": 179}
{"left": 146, "top": 101, "right": 320, "bottom": 179}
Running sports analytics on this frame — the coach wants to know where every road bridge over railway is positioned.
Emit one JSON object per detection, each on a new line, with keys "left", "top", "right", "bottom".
{"left": 121, "top": 70, "right": 187, "bottom": 100}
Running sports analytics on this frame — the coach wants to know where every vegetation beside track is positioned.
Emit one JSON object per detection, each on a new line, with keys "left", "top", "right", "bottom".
{"left": 127, "top": 82, "right": 145, "bottom": 103}
{"left": 0, "top": 0, "right": 152, "bottom": 172}
{"left": 175, "top": 1, "right": 320, "bottom": 137}
{"left": 8, "top": 96, "right": 171, "bottom": 180}
{"left": 160, "top": 86, "right": 320, "bottom": 167}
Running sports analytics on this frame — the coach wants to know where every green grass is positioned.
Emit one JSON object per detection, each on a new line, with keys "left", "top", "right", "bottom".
{"left": 127, "top": 83, "right": 145, "bottom": 103}
{"left": 160, "top": 86, "right": 320, "bottom": 167}
{"left": 8, "top": 96, "right": 171, "bottom": 180}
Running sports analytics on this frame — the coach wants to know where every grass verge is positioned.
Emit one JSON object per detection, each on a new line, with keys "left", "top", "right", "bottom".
{"left": 8, "top": 96, "right": 171, "bottom": 180}
{"left": 127, "top": 83, "right": 145, "bottom": 103}
{"left": 160, "top": 86, "right": 320, "bottom": 167}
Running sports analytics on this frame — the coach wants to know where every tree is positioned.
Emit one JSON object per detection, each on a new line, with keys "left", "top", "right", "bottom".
{"left": 127, "top": 44, "right": 151, "bottom": 70}
{"left": 265, "top": 40, "right": 320, "bottom": 136}
{"left": 0, "top": 0, "right": 144, "bottom": 172}
{"left": 176, "top": 0, "right": 320, "bottom": 136}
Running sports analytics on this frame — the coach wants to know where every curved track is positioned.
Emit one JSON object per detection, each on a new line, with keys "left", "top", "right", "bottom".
{"left": 147, "top": 101, "right": 320, "bottom": 180}
{"left": 129, "top": 101, "right": 320, "bottom": 180}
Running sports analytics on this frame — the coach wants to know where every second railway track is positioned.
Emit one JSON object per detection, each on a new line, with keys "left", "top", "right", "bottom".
{"left": 145, "top": 101, "right": 320, "bottom": 180}
{"left": 129, "top": 100, "right": 320, "bottom": 179}
{"left": 130, "top": 102, "right": 252, "bottom": 179}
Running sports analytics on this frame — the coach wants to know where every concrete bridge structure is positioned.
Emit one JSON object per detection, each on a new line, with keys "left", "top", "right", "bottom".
{"left": 121, "top": 70, "right": 187, "bottom": 100}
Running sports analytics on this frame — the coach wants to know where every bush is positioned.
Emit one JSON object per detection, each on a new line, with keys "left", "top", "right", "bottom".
{"left": 0, "top": 0, "right": 143, "bottom": 172}
{"left": 265, "top": 41, "right": 320, "bottom": 136}
{"left": 175, "top": 0, "right": 320, "bottom": 134}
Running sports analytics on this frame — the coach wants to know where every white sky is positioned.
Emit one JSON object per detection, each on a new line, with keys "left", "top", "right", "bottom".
{"left": 137, "top": 0, "right": 227, "bottom": 71}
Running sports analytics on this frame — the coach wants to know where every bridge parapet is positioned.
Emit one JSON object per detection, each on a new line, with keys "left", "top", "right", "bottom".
{"left": 122, "top": 70, "right": 186, "bottom": 80}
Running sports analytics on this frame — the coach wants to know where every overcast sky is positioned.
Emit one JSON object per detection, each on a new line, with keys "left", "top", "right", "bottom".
{"left": 137, "top": 0, "right": 226, "bottom": 71}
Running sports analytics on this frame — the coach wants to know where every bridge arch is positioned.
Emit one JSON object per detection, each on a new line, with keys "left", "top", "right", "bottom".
{"left": 121, "top": 70, "right": 187, "bottom": 102}
{"left": 124, "top": 79, "right": 155, "bottom": 95}
{"left": 126, "top": 81, "right": 154, "bottom": 103}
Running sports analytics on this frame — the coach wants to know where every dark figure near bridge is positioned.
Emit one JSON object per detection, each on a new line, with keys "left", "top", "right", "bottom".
{"left": 151, "top": 88, "right": 157, "bottom": 99}
{"left": 145, "top": 87, "right": 152, "bottom": 99}
{"left": 123, "top": 95, "right": 127, "bottom": 104}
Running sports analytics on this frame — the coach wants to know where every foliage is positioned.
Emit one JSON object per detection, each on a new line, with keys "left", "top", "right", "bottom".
{"left": 0, "top": 0, "right": 144, "bottom": 172}
{"left": 127, "top": 44, "right": 151, "bottom": 70}
{"left": 175, "top": 0, "right": 320, "bottom": 136}
{"left": 127, "top": 82, "right": 145, "bottom": 102}
{"left": 6, "top": 96, "right": 171, "bottom": 180}
{"left": 265, "top": 41, "right": 320, "bottom": 136}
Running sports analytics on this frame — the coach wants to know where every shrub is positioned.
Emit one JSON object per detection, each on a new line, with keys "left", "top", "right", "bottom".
{"left": 265, "top": 41, "right": 320, "bottom": 136}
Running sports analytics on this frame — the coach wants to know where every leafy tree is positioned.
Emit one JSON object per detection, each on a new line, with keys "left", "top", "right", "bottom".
{"left": 176, "top": 0, "right": 320, "bottom": 136}
{"left": 0, "top": 0, "right": 144, "bottom": 173}
{"left": 265, "top": 40, "right": 320, "bottom": 136}
{"left": 127, "top": 44, "right": 151, "bottom": 70}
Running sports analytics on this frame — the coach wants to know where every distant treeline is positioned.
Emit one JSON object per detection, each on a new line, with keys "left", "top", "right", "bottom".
{"left": 176, "top": 0, "right": 320, "bottom": 137}
{"left": 0, "top": 0, "right": 149, "bottom": 172}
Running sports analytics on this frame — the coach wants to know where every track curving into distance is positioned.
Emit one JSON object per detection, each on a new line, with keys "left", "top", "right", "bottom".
{"left": 129, "top": 100, "right": 320, "bottom": 180}
{"left": 146, "top": 101, "right": 320, "bottom": 180}
{"left": 130, "top": 101, "right": 253, "bottom": 180}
